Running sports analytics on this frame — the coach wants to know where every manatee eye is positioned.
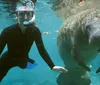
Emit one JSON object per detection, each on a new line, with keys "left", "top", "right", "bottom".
{"left": 86, "top": 25, "right": 92, "bottom": 31}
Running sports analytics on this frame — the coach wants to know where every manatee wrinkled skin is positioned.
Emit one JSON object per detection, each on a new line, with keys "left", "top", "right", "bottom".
{"left": 57, "top": 9, "right": 100, "bottom": 85}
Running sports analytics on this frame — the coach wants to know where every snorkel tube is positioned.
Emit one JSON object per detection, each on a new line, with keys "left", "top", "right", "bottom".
{"left": 23, "top": 13, "right": 35, "bottom": 25}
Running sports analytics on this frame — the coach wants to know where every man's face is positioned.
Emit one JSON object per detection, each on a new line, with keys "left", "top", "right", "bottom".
{"left": 16, "top": 11, "right": 34, "bottom": 25}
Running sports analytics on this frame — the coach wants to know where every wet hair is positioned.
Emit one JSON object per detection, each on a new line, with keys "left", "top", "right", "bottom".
{"left": 1, "top": 0, "right": 37, "bottom": 15}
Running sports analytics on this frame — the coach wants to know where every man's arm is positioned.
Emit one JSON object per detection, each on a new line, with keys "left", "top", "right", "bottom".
{"left": 34, "top": 28, "right": 55, "bottom": 69}
{"left": 34, "top": 28, "right": 68, "bottom": 73}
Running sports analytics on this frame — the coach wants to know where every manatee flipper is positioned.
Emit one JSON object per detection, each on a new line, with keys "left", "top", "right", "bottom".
{"left": 72, "top": 46, "right": 91, "bottom": 71}
{"left": 96, "top": 67, "right": 100, "bottom": 73}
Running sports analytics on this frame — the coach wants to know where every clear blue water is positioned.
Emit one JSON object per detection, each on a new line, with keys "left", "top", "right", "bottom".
{"left": 0, "top": 0, "right": 100, "bottom": 85}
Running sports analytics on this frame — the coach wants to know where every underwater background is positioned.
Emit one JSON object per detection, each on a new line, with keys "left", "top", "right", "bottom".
{"left": 0, "top": 0, "right": 100, "bottom": 85}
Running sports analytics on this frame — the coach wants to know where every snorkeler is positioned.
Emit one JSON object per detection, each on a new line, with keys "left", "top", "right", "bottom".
{"left": 0, "top": 0, "right": 68, "bottom": 82}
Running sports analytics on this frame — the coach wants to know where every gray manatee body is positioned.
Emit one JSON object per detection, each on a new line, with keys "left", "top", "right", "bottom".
{"left": 57, "top": 9, "right": 100, "bottom": 85}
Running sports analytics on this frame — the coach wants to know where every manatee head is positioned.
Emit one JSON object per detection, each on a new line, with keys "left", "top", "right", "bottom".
{"left": 86, "top": 19, "right": 100, "bottom": 46}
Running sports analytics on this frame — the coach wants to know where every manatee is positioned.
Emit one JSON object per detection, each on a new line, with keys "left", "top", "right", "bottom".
{"left": 57, "top": 9, "right": 100, "bottom": 85}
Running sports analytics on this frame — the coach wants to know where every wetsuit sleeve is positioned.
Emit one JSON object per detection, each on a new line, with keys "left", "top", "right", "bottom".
{"left": 0, "top": 29, "right": 7, "bottom": 54}
{"left": 34, "top": 28, "right": 55, "bottom": 69}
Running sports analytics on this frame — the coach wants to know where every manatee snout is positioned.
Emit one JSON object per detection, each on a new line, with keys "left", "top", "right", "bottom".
{"left": 89, "top": 31, "right": 100, "bottom": 45}
{"left": 86, "top": 20, "right": 100, "bottom": 45}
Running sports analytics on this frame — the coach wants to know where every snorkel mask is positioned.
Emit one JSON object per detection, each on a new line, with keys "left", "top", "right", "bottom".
{"left": 16, "top": 1, "right": 35, "bottom": 25}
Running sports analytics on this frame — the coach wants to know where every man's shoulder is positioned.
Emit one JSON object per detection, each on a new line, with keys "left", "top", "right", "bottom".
{"left": 29, "top": 24, "right": 38, "bottom": 29}
{"left": 2, "top": 23, "right": 17, "bottom": 33}
{"left": 3, "top": 23, "right": 17, "bottom": 32}
{"left": 5, "top": 23, "right": 17, "bottom": 30}
{"left": 29, "top": 24, "right": 40, "bottom": 32}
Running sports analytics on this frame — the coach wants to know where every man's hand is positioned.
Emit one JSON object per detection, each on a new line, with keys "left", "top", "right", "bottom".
{"left": 52, "top": 66, "right": 68, "bottom": 73}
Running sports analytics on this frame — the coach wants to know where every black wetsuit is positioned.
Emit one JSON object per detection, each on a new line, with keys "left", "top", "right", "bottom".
{"left": 0, "top": 23, "right": 55, "bottom": 81}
